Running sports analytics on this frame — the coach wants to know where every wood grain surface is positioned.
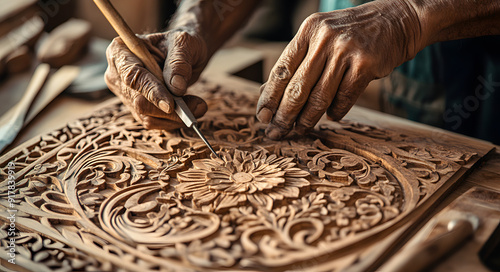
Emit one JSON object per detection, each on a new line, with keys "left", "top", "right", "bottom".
{"left": 0, "top": 75, "right": 496, "bottom": 271}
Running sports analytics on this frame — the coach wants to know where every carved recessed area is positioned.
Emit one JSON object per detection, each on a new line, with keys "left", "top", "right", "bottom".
{"left": 0, "top": 81, "right": 481, "bottom": 271}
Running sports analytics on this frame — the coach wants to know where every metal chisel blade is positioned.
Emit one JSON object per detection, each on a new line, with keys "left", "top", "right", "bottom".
{"left": 192, "top": 124, "right": 219, "bottom": 158}
{"left": 173, "top": 96, "right": 218, "bottom": 158}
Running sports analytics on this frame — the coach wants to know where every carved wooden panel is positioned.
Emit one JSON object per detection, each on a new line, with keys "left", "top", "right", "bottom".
{"left": 0, "top": 79, "right": 492, "bottom": 271}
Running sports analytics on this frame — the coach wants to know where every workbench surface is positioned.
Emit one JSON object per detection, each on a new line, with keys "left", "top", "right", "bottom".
{"left": 1, "top": 60, "right": 499, "bottom": 272}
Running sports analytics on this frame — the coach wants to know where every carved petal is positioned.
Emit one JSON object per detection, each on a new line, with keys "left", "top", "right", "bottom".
{"left": 284, "top": 168, "right": 310, "bottom": 177}
{"left": 247, "top": 194, "right": 274, "bottom": 211}
{"left": 178, "top": 171, "right": 207, "bottom": 182}
{"left": 216, "top": 194, "right": 246, "bottom": 210}
{"left": 273, "top": 186, "right": 300, "bottom": 198}
{"left": 284, "top": 177, "right": 310, "bottom": 187}
{"left": 176, "top": 182, "right": 207, "bottom": 194}
{"left": 193, "top": 190, "right": 219, "bottom": 205}
{"left": 193, "top": 160, "right": 220, "bottom": 171}
{"left": 207, "top": 172, "right": 230, "bottom": 180}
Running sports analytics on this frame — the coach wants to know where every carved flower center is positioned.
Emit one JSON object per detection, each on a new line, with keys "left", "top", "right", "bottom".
{"left": 230, "top": 172, "right": 253, "bottom": 184}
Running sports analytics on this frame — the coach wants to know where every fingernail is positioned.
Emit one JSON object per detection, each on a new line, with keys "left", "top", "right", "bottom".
{"left": 158, "top": 100, "right": 171, "bottom": 113}
{"left": 266, "top": 127, "right": 281, "bottom": 140}
{"left": 170, "top": 75, "right": 187, "bottom": 91}
{"left": 257, "top": 108, "right": 273, "bottom": 124}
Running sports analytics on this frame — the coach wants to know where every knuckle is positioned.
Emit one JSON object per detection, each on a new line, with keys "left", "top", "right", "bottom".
{"left": 108, "top": 37, "right": 122, "bottom": 48}
{"left": 259, "top": 83, "right": 267, "bottom": 94}
{"left": 353, "top": 59, "right": 378, "bottom": 82}
{"left": 310, "top": 95, "right": 331, "bottom": 113}
{"left": 132, "top": 96, "right": 146, "bottom": 114}
{"left": 174, "top": 31, "right": 191, "bottom": 46}
{"left": 141, "top": 116, "right": 153, "bottom": 129}
{"left": 104, "top": 67, "right": 118, "bottom": 87}
{"left": 287, "top": 83, "right": 306, "bottom": 105}
{"left": 303, "top": 13, "right": 322, "bottom": 28}
{"left": 338, "top": 89, "right": 356, "bottom": 103}
{"left": 298, "top": 117, "right": 316, "bottom": 130}
{"left": 168, "top": 57, "right": 191, "bottom": 74}
{"left": 272, "top": 62, "right": 292, "bottom": 81}
{"left": 317, "top": 19, "right": 332, "bottom": 34}
{"left": 354, "top": 56, "right": 373, "bottom": 72}
{"left": 333, "top": 39, "right": 349, "bottom": 57}
{"left": 172, "top": 31, "right": 206, "bottom": 57}
{"left": 106, "top": 38, "right": 124, "bottom": 60}
{"left": 328, "top": 96, "right": 355, "bottom": 121}
{"left": 121, "top": 63, "right": 142, "bottom": 89}
{"left": 272, "top": 117, "right": 293, "bottom": 131}
{"left": 143, "top": 83, "right": 158, "bottom": 104}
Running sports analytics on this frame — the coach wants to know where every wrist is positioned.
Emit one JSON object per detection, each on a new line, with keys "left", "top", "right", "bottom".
{"left": 379, "top": 0, "right": 424, "bottom": 61}
{"left": 403, "top": 0, "right": 500, "bottom": 44}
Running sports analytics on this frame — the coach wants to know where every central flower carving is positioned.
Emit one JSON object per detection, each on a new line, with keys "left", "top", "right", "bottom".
{"left": 176, "top": 149, "right": 310, "bottom": 211}
{"left": 230, "top": 172, "right": 254, "bottom": 184}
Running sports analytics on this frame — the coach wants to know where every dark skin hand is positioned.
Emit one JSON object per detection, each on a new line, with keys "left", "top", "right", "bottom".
{"left": 105, "top": 0, "right": 261, "bottom": 129}
{"left": 257, "top": 0, "right": 500, "bottom": 139}
{"left": 105, "top": 31, "right": 209, "bottom": 129}
{"left": 256, "top": 0, "right": 421, "bottom": 139}
{"left": 105, "top": 0, "right": 500, "bottom": 136}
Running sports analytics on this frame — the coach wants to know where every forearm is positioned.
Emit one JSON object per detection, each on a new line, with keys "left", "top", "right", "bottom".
{"left": 407, "top": 0, "right": 500, "bottom": 46}
{"left": 169, "top": 0, "right": 261, "bottom": 55}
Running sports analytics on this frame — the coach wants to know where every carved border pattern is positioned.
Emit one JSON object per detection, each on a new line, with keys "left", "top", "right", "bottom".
{"left": 0, "top": 82, "right": 477, "bottom": 271}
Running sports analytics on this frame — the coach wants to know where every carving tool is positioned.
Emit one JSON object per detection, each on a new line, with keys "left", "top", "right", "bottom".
{"left": 479, "top": 221, "right": 500, "bottom": 270}
{"left": 0, "top": 64, "right": 50, "bottom": 153}
{"left": 93, "top": 0, "right": 219, "bottom": 158}
{"left": 381, "top": 214, "right": 479, "bottom": 272}
{"left": 0, "top": 19, "right": 90, "bottom": 154}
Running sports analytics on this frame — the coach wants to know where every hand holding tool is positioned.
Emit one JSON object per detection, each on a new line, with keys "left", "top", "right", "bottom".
{"left": 93, "top": 0, "right": 218, "bottom": 158}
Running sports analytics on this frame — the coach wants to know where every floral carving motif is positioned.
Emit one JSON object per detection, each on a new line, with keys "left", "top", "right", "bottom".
{"left": 177, "top": 149, "right": 310, "bottom": 211}
{"left": 0, "top": 80, "right": 486, "bottom": 271}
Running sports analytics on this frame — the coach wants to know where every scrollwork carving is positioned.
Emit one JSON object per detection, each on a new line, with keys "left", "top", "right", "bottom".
{"left": 0, "top": 80, "right": 485, "bottom": 271}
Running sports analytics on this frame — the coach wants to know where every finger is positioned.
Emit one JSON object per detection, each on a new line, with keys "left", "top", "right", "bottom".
{"left": 110, "top": 37, "right": 175, "bottom": 114}
{"left": 264, "top": 49, "right": 327, "bottom": 140}
{"left": 140, "top": 95, "right": 207, "bottom": 130}
{"left": 141, "top": 115, "right": 188, "bottom": 130}
{"left": 105, "top": 57, "right": 144, "bottom": 113}
{"left": 327, "top": 65, "right": 370, "bottom": 121}
{"left": 134, "top": 95, "right": 207, "bottom": 120}
{"left": 163, "top": 32, "right": 207, "bottom": 96}
{"left": 295, "top": 58, "right": 347, "bottom": 134}
{"left": 256, "top": 32, "right": 308, "bottom": 124}
{"left": 140, "top": 33, "right": 167, "bottom": 64}
{"left": 104, "top": 64, "right": 121, "bottom": 95}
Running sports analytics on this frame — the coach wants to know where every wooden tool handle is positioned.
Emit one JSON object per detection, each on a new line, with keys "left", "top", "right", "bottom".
{"left": 93, "top": 0, "right": 164, "bottom": 81}
{"left": 37, "top": 18, "right": 92, "bottom": 68}
{"left": 12, "top": 63, "right": 51, "bottom": 118}
{"left": 382, "top": 219, "right": 474, "bottom": 272}
{"left": 93, "top": 0, "right": 220, "bottom": 159}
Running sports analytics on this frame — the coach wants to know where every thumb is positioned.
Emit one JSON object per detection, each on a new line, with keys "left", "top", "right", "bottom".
{"left": 163, "top": 32, "right": 207, "bottom": 96}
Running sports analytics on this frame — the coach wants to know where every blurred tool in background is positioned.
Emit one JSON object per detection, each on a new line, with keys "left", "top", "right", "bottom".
{"left": 0, "top": 0, "right": 109, "bottom": 153}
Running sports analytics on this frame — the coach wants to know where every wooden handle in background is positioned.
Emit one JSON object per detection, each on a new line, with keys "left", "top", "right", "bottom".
{"left": 382, "top": 219, "right": 474, "bottom": 272}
